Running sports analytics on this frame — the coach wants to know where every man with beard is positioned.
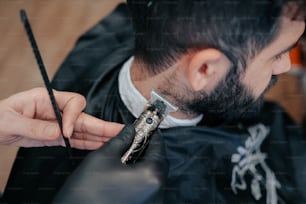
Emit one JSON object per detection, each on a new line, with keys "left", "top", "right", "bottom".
{"left": 2, "top": 0, "right": 306, "bottom": 203}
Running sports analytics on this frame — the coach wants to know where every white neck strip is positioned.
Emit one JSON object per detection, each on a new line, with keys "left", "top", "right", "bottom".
{"left": 118, "top": 57, "right": 203, "bottom": 129}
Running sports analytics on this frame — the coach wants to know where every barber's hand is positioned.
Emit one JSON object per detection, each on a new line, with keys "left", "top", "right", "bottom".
{"left": 0, "top": 87, "right": 123, "bottom": 149}
{"left": 54, "top": 125, "right": 168, "bottom": 204}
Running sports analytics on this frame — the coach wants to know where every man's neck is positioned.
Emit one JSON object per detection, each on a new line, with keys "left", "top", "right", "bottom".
{"left": 130, "top": 58, "right": 199, "bottom": 120}
{"left": 118, "top": 57, "right": 203, "bottom": 128}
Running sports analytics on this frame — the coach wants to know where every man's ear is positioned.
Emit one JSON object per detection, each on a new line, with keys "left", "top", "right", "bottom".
{"left": 186, "top": 49, "right": 231, "bottom": 91}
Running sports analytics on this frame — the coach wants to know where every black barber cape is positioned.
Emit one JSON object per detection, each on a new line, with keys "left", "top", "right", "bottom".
{"left": 2, "top": 4, "right": 306, "bottom": 204}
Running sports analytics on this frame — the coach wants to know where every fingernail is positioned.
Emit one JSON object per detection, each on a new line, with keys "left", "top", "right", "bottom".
{"left": 65, "top": 126, "right": 73, "bottom": 138}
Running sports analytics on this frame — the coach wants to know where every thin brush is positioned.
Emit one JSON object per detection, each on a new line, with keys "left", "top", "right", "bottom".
{"left": 20, "top": 9, "right": 73, "bottom": 159}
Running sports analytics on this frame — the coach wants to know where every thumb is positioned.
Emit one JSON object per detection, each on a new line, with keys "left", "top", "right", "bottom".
{"left": 98, "top": 124, "right": 135, "bottom": 156}
{"left": 138, "top": 129, "right": 168, "bottom": 181}
{"left": 142, "top": 129, "right": 167, "bottom": 163}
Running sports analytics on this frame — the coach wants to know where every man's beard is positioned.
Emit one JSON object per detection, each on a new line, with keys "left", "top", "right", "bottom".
{"left": 168, "top": 67, "right": 278, "bottom": 125}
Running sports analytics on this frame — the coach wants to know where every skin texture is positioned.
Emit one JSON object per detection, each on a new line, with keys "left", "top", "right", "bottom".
{"left": 131, "top": 16, "right": 305, "bottom": 121}
{"left": 241, "top": 17, "right": 305, "bottom": 98}
{"left": 0, "top": 87, "right": 123, "bottom": 149}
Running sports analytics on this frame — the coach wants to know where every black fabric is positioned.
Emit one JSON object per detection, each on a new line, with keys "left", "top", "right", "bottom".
{"left": 54, "top": 125, "right": 168, "bottom": 204}
{"left": 2, "top": 3, "right": 306, "bottom": 204}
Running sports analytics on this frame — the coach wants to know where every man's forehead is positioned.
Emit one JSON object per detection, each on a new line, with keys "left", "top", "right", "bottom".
{"left": 263, "top": 16, "right": 305, "bottom": 58}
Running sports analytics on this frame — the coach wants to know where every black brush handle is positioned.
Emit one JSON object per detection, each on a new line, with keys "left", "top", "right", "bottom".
{"left": 20, "top": 9, "right": 72, "bottom": 158}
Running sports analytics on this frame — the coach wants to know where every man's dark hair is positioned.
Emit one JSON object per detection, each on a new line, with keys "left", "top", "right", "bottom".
{"left": 127, "top": 0, "right": 306, "bottom": 75}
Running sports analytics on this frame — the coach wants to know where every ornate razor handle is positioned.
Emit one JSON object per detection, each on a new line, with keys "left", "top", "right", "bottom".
{"left": 121, "top": 100, "right": 166, "bottom": 164}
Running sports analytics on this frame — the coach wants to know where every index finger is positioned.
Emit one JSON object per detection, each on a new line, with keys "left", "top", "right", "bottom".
{"left": 74, "top": 113, "right": 124, "bottom": 138}
{"left": 141, "top": 130, "right": 167, "bottom": 163}
{"left": 137, "top": 130, "right": 168, "bottom": 180}
{"left": 53, "top": 90, "right": 86, "bottom": 137}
